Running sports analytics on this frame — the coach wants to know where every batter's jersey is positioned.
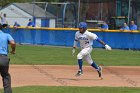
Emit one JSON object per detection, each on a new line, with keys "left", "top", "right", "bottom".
{"left": 75, "top": 30, "right": 98, "bottom": 48}
{"left": 0, "top": 30, "right": 14, "bottom": 55}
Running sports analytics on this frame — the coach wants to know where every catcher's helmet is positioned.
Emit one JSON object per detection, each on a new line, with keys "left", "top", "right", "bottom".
{"left": 79, "top": 22, "right": 87, "bottom": 29}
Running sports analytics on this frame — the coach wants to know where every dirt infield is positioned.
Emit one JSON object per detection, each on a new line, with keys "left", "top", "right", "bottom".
{"left": 0, "top": 65, "right": 140, "bottom": 88}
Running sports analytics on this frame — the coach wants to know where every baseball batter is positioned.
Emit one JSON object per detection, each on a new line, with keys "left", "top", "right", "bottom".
{"left": 72, "top": 22, "right": 111, "bottom": 79}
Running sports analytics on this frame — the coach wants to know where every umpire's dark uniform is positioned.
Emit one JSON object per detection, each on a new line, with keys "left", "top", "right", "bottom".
{"left": 0, "top": 24, "right": 16, "bottom": 93}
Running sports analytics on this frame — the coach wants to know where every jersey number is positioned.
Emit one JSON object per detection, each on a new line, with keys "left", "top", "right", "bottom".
{"left": 85, "top": 41, "right": 89, "bottom": 44}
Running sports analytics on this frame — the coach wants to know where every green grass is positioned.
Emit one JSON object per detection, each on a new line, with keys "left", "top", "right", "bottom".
{"left": 9, "top": 45, "right": 140, "bottom": 66}
{"left": 0, "top": 86, "right": 140, "bottom": 93}
{"left": 3, "top": 45, "right": 140, "bottom": 92}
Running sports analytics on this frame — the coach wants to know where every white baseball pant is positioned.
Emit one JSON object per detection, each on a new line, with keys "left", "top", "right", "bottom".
{"left": 77, "top": 46, "right": 93, "bottom": 65}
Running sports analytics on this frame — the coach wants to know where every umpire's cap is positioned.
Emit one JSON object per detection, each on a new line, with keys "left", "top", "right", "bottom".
{"left": 79, "top": 22, "right": 87, "bottom": 30}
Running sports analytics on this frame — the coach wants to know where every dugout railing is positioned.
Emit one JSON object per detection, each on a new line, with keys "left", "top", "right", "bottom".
{"left": 3, "top": 27, "right": 140, "bottom": 50}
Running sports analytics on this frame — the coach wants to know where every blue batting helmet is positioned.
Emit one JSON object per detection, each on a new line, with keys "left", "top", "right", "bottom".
{"left": 79, "top": 22, "right": 87, "bottom": 29}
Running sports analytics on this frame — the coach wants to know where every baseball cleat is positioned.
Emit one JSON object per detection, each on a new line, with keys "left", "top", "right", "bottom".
{"left": 97, "top": 66, "right": 103, "bottom": 79}
{"left": 75, "top": 70, "right": 83, "bottom": 76}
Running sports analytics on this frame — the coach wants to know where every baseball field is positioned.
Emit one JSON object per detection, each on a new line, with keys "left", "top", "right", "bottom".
{"left": 0, "top": 45, "right": 140, "bottom": 93}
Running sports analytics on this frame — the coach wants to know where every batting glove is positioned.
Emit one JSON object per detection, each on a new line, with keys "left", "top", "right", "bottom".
{"left": 105, "top": 44, "right": 112, "bottom": 50}
{"left": 72, "top": 48, "right": 76, "bottom": 56}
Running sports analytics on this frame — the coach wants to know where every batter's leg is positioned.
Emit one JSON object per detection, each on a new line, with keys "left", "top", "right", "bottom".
{"left": 84, "top": 54, "right": 103, "bottom": 79}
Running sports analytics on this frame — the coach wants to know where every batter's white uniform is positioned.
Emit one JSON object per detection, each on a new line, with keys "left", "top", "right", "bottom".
{"left": 74, "top": 30, "right": 98, "bottom": 65}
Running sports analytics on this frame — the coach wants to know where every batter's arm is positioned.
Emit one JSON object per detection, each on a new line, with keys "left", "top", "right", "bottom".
{"left": 72, "top": 40, "right": 78, "bottom": 56}
{"left": 96, "top": 38, "right": 112, "bottom": 50}
{"left": 96, "top": 38, "right": 106, "bottom": 46}
{"left": 73, "top": 39, "right": 78, "bottom": 48}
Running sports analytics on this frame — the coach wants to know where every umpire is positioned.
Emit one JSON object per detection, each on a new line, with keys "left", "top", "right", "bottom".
{"left": 0, "top": 23, "right": 16, "bottom": 93}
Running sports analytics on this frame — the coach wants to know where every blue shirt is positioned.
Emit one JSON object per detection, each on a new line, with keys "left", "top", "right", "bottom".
{"left": 27, "top": 22, "right": 35, "bottom": 27}
{"left": 14, "top": 23, "right": 20, "bottom": 27}
{"left": 101, "top": 24, "right": 109, "bottom": 30}
{"left": 120, "top": 26, "right": 130, "bottom": 30}
{"left": 0, "top": 30, "right": 14, "bottom": 55}
{"left": 129, "top": 24, "right": 137, "bottom": 30}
